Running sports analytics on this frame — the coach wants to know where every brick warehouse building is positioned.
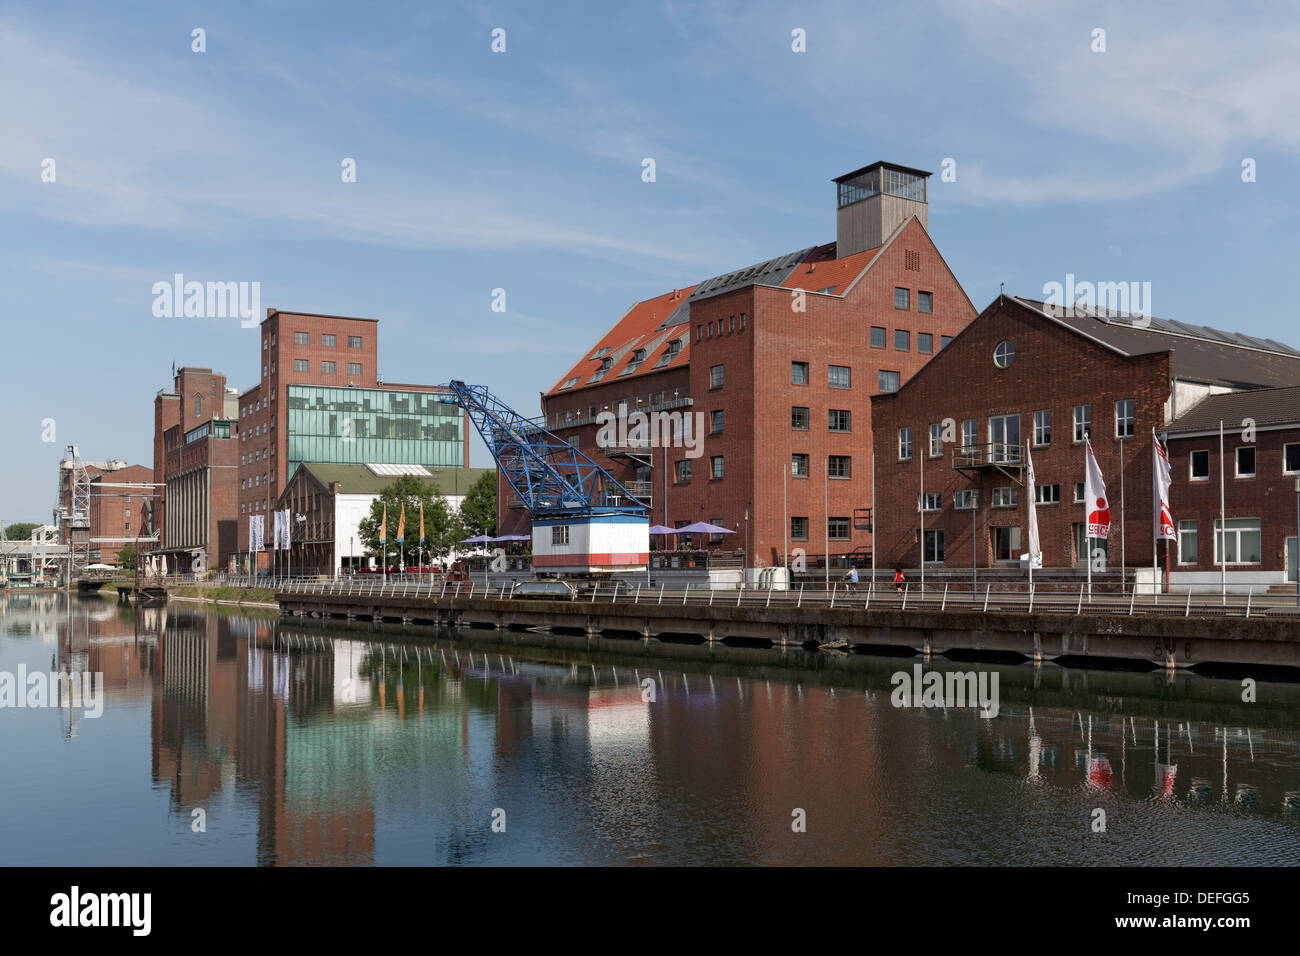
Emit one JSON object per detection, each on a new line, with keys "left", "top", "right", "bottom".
{"left": 870, "top": 294, "right": 1300, "bottom": 586}
{"left": 153, "top": 366, "right": 240, "bottom": 572}
{"left": 57, "top": 458, "right": 155, "bottom": 566}
{"left": 501, "top": 162, "right": 977, "bottom": 573}
{"left": 1163, "top": 386, "right": 1300, "bottom": 590}
{"left": 232, "top": 309, "right": 469, "bottom": 572}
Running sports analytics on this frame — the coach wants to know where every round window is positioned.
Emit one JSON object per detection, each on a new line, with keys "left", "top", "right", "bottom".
{"left": 994, "top": 340, "right": 1015, "bottom": 368}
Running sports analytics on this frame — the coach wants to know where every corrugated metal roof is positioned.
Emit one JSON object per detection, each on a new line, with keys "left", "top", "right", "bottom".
{"left": 1013, "top": 297, "right": 1300, "bottom": 388}
{"left": 1165, "top": 385, "right": 1300, "bottom": 433}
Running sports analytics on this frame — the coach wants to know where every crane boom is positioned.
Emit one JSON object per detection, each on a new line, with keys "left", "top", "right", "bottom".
{"left": 440, "top": 381, "right": 645, "bottom": 517}
{"left": 439, "top": 382, "right": 649, "bottom": 575}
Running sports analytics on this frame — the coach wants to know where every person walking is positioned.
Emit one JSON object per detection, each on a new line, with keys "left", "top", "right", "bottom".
{"left": 894, "top": 567, "right": 906, "bottom": 593}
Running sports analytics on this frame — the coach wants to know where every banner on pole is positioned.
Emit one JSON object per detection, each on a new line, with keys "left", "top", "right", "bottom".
{"left": 1153, "top": 430, "right": 1175, "bottom": 541}
{"left": 1024, "top": 442, "right": 1043, "bottom": 568}
{"left": 1084, "top": 438, "right": 1111, "bottom": 539}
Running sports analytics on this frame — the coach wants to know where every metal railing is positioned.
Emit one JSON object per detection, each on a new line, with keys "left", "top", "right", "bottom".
{"left": 271, "top": 578, "right": 1300, "bottom": 619}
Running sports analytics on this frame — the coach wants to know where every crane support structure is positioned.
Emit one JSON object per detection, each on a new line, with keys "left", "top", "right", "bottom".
{"left": 440, "top": 381, "right": 649, "bottom": 574}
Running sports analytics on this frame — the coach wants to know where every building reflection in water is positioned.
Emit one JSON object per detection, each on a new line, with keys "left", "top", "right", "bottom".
{"left": 10, "top": 594, "right": 1299, "bottom": 865}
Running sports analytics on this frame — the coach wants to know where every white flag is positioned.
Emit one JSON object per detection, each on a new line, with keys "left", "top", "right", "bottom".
{"left": 281, "top": 510, "right": 292, "bottom": 550}
{"left": 1025, "top": 442, "right": 1042, "bottom": 568}
{"left": 1152, "top": 430, "right": 1175, "bottom": 541}
{"left": 1084, "top": 438, "right": 1111, "bottom": 539}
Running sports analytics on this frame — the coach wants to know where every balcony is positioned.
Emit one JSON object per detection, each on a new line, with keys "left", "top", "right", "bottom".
{"left": 952, "top": 443, "right": 1024, "bottom": 482}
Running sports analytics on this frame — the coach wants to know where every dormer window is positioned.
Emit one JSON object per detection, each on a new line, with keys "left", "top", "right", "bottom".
{"left": 632, "top": 349, "right": 646, "bottom": 362}
{"left": 668, "top": 339, "right": 682, "bottom": 355}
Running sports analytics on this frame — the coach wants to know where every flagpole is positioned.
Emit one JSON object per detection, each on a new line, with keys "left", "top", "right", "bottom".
{"left": 1219, "top": 419, "right": 1226, "bottom": 605}
{"left": 1119, "top": 436, "right": 1126, "bottom": 593}
{"left": 870, "top": 447, "right": 876, "bottom": 593}
{"left": 919, "top": 434, "right": 925, "bottom": 595}
{"left": 1152, "top": 429, "right": 1159, "bottom": 596}
{"left": 1086, "top": 438, "right": 1092, "bottom": 599}
{"left": 1027, "top": 440, "right": 1033, "bottom": 596}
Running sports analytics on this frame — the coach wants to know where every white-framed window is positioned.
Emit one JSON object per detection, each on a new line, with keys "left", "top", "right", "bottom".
{"left": 993, "top": 486, "right": 1018, "bottom": 507}
{"left": 829, "top": 409, "right": 851, "bottom": 432}
{"left": 828, "top": 365, "right": 851, "bottom": 388}
{"left": 920, "top": 492, "right": 942, "bottom": 511}
{"left": 828, "top": 517, "right": 850, "bottom": 540}
{"left": 1190, "top": 449, "right": 1210, "bottom": 480}
{"left": 829, "top": 455, "right": 852, "bottom": 478}
{"left": 551, "top": 525, "right": 570, "bottom": 546}
{"left": 993, "top": 340, "right": 1015, "bottom": 368}
{"left": 1073, "top": 405, "right": 1092, "bottom": 442}
{"left": 675, "top": 460, "right": 691, "bottom": 483}
{"left": 878, "top": 370, "right": 900, "bottom": 392}
{"left": 898, "top": 427, "right": 913, "bottom": 461}
{"left": 1178, "top": 519, "right": 1197, "bottom": 564}
{"left": 294, "top": 331, "right": 308, "bottom": 345}
{"left": 1214, "top": 518, "right": 1261, "bottom": 565}
{"left": 1034, "top": 409, "right": 1051, "bottom": 446}
{"left": 954, "top": 489, "right": 978, "bottom": 510}
{"left": 711, "top": 456, "right": 725, "bottom": 479}
{"left": 1115, "top": 399, "right": 1135, "bottom": 438}
{"left": 1074, "top": 481, "right": 1086, "bottom": 503}
{"left": 989, "top": 414, "right": 1020, "bottom": 463}
{"left": 1034, "top": 484, "right": 1061, "bottom": 504}
{"left": 924, "top": 529, "right": 945, "bottom": 563}
{"left": 961, "top": 419, "right": 977, "bottom": 453}
{"left": 1285, "top": 443, "right": 1300, "bottom": 474}
{"left": 929, "top": 423, "right": 944, "bottom": 457}
{"left": 1236, "top": 446, "right": 1256, "bottom": 477}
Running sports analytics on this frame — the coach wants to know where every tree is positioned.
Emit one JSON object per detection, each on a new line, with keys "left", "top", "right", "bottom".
{"left": 355, "top": 476, "right": 465, "bottom": 566}
{"left": 117, "top": 543, "right": 137, "bottom": 570}
{"left": 3, "top": 522, "right": 39, "bottom": 541}
{"left": 459, "top": 471, "right": 497, "bottom": 538}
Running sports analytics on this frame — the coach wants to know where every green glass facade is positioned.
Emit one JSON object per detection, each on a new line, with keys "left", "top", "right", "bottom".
{"left": 286, "top": 385, "right": 465, "bottom": 477}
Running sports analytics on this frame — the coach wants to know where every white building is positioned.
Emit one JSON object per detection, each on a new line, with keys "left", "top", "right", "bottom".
{"left": 273, "top": 463, "right": 494, "bottom": 575}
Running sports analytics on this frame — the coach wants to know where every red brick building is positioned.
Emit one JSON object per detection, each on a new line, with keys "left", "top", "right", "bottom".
{"left": 153, "top": 367, "right": 236, "bottom": 544}
{"left": 1164, "top": 386, "right": 1300, "bottom": 590}
{"left": 233, "top": 310, "right": 468, "bottom": 571}
{"left": 504, "top": 162, "right": 977, "bottom": 574}
{"left": 870, "top": 294, "right": 1300, "bottom": 587}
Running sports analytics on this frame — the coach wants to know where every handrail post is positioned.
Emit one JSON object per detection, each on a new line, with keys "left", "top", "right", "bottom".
{"left": 634, "top": 584, "right": 641, "bottom": 604}
{"left": 901, "top": 582, "right": 908, "bottom": 610}
{"left": 1246, "top": 586, "right": 1252, "bottom": 619}
{"left": 1129, "top": 587, "right": 1136, "bottom": 616}
{"left": 983, "top": 583, "right": 991, "bottom": 613}
{"left": 797, "top": 583, "right": 804, "bottom": 608}
{"left": 591, "top": 583, "right": 598, "bottom": 604}
{"left": 767, "top": 587, "right": 773, "bottom": 608}
{"left": 658, "top": 583, "right": 665, "bottom": 605}
{"left": 941, "top": 583, "right": 948, "bottom": 611}
{"left": 683, "top": 583, "right": 689, "bottom": 605}
{"left": 1185, "top": 590, "right": 1191, "bottom": 617}
{"left": 1077, "top": 583, "right": 1084, "bottom": 615}
{"left": 736, "top": 584, "right": 744, "bottom": 607}
{"left": 830, "top": 584, "right": 836, "bottom": 609}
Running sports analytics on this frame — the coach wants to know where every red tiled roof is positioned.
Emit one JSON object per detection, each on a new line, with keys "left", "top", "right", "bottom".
{"left": 548, "top": 285, "right": 698, "bottom": 396}
{"left": 779, "top": 243, "right": 880, "bottom": 294}
{"left": 547, "top": 240, "right": 887, "bottom": 398}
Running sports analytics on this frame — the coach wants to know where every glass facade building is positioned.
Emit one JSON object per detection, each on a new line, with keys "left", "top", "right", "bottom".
{"left": 285, "top": 385, "right": 465, "bottom": 478}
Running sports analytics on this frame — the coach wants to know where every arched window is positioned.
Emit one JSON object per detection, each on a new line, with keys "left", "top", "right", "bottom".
{"left": 194, "top": 393, "right": 202, "bottom": 417}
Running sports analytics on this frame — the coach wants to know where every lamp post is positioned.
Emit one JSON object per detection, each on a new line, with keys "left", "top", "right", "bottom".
{"left": 291, "top": 513, "right": 305, "bottom": 580}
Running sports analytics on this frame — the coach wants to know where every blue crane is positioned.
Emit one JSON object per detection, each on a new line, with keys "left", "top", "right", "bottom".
{"left": 439, "top": 381, "right": 647, "bottom": 518}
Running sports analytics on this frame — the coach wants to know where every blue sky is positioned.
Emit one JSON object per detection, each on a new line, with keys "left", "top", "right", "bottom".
{"left": 3, "top": 0, "right": 1299, "bottom": 523}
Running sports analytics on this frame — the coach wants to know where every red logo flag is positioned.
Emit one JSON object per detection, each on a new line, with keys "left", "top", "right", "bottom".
{"left": 1084, "top": 438, "right": 1111, "bottom": 538}
{"left": 1153, "top": 430, "right": 1175, "bottom": 541}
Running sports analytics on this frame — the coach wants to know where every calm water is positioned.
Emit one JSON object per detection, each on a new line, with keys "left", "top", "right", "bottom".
{"left": 1, "top": 593, "right": 1298, "bottom": 866}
